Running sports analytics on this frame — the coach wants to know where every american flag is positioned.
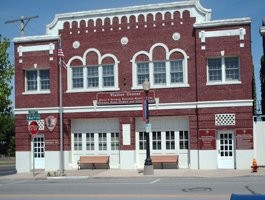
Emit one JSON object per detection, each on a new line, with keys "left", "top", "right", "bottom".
{"left": 58, "top": 41, "right": 67, "bottom": 69}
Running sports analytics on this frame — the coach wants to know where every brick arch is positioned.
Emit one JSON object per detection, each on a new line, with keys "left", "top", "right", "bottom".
{"left": 152, "top": 46, "right": 167, "bottom": 60}
{"left": 87, "top": 19, "right": 94, "bottom": 32}
{"left": 169, "top": 52, "right": 184, "bottom": 60}
{"left": 96, "top": 18, "right": 103, "bottom": 31}
{"left": 135, "top": 54, "right": 150, "bottom": 62}
{"left": 101, "top": 57, "right": 115, "bottom": 65}
{"left": 72, "top": 21, "right": 78, "bottom": 30}
{"left": 63, "top": 21, "right": 70, "bottom": 30}
{"left": 68, "top": 57, "right": 83, "bottom": 66}
{"left": 165, "top": 11, "right": 172, "bottom": 24}
{"left": 86, "top": 51, "right": 99, "bottom": 65}
{"left": 112, "top": 17, "right": 119, "bottom": 31}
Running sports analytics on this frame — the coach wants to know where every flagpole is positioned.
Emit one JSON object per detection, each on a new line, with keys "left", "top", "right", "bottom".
{"left": 59, "top": 38, "right": 64, "bottom": 175}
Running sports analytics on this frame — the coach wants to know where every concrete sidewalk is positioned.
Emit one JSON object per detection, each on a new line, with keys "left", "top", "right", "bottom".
{"left": 1, "top": 168, "right": 265, "bottom": 180}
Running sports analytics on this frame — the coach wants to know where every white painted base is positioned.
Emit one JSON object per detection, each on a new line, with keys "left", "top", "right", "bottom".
{"left": 120, "top": 150, "right": 136, "bottom": 169}
{"left": 16, "top": 151, "right": 31, "bottom": 173}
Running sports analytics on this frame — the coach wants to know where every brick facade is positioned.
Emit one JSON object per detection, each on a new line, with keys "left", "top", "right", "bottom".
{"left": 14, "top": 1, "right": 253, "bottom": 171}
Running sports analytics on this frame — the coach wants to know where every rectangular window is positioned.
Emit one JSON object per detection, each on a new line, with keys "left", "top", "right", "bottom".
{"left": 137, "top": 63, "right": 149, "bottom": 85}
{"left": 74, "top": 133, "right": 82, "bottom": 151}
{"left": 72, "top": 67, "right": 83, "bottom": 88}
{"left": 179, "top": 130, "right": 189, "bottom": 150}
{"left": 98, "top": 133, "right": 107, "bottom": 151}
{"left": 152, "top": 131, "right": 162, "bottom": 150}
{"left": 166, "top": 131, "right": 175, "bottom": 150}
{"left": 208, "top": 58, "right": 222, "bottom": 81}
{"left": 153, "top": 62, "right": 166, "bottom": 84}
{"left": 103, "top": 65, "right": 114, "bottom": 87}
{"left": 87, "top": 66, "right": 99, "bottom": 88}
{"left": 208, "top": 57, "right": 240, "bottom": 83}
{"left": 26, "top": 69, "right": 50, "bottom": 92}
{"left": 86, "top": 133, "right": 94, "bottom": 151}
{"left": 225, "top": 57, "right": 240, "bottom": 81}
{"left": 111, "top": 132, "right": 119, "bottom": 150}
{"left": 170, "top": 60, "right": 183, "bottom": 83}
{"left": 139, "top": 132, "right": 146, "bottom": 150}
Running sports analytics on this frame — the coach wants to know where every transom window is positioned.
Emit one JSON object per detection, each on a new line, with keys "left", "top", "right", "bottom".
{"left": 25, "top": 69, "right": 50, "bottom": 93}
{"left": 207, "top": 57, "right": 240, "bottom": 84}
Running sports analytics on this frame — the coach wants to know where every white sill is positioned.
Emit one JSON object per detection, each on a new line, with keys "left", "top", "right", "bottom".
{"left": 131, "top": 84, "right": 190, "bottom": 90}
{"left": 22, "top": 91, "right": 51, "bottom": 95}
{"left": 66, "top": 87, "right": 120, "bottom": 93}
{"left": 206, "top": 81, "right": 242, "bottom": 86}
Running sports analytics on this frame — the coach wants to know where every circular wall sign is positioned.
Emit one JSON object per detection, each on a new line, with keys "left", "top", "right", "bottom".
{"left": 28, "top": 121, "right": 39, "bottom": 135}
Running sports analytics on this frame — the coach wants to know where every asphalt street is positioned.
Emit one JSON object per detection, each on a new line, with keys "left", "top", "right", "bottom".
{"left": 0, "top": 176, "right": 265, "bottom": 200}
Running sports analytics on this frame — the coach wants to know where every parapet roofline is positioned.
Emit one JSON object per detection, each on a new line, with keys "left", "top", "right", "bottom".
{"left": 194, "top": 17, "right": 251, "bottom": 28}
{"left": 46, "top": 0, "right": 211, "bottom": 34}
{"left": 13, "top": 35, "right": 59, "bottom": 43}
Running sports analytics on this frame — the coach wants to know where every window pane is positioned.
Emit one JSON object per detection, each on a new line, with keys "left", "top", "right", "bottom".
{"left": 40, "top": 70, "right": 50, "bottom": 90}
{"left": 152, "top": 131, "right": 161, "bottom": 150}
{"left": 170, "top": 60, "right": 183, "bottom": 83}
{"left": 103, "top": 65, "right": 114, "bottom": 87}
{"left": 179, "top": 130, "right": 189, "bottom": 150}
{"left": 139, "top": 132, "right": 146, "bottom": 150}
{"left": 87, "top": 66, "right": 99, "bottom": 88}
{"left": 166, "top": 131, "right": 175, "bottom": 150}
{"left": 27, "top": 71, "right": 37, "bottom": 91}
{"left": 208, "top": 58, "right": 222, "bottom": 81}
{"left": 225, "top": 57, "right": 239, "bottom": 81}
{"left": 154, "top": 62, "right": 166, "bottom": 84}
{"left": 72, "top": 67, "right": 83, "bottom": 88}
{"left": 86, "top": 133, "right": 94, "bottom": 151}
{"left": 74, "top": 133, "right": 82, "bottom": 151}
{"left": 111, "top": 132, "right": 119, "bottom": 150}
{"left": 137, "top": 63, "right": 149, "bottom": 85}
{"left": 99, "top": 133, "right": 107, "bottom": 151}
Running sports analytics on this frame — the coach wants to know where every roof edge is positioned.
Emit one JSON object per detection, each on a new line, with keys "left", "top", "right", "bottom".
{"left": 13, "top": 35, "right": 59, "bottom": 43}
{"left": 194, "top": 17, "right": 251, "bottom": 28}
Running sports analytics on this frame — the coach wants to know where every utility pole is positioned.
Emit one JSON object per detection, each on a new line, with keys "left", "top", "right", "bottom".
{"left": 5, "top": 15, "right": 39, "bottom": 37}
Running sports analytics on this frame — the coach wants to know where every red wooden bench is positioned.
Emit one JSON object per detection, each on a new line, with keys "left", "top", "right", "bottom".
{"left": 151, "top": 155, "right": 179, "bottom": 169}
{"left": 78, "top": 155, "right": 109, "bottom": 170}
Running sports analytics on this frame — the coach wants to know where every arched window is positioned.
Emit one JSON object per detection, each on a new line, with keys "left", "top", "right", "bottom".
{"left": 131, "top": 43, "right": 189, "bottom": 89}
{"left": 67, "top": 49, "right": 119, "bottom": 92}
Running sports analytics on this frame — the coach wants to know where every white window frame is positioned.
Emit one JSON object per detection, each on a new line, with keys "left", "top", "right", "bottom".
{"left": 131, "top": 44, "right": 189, "bottom": 90}
{"left": 24, "top": 68, "right": 50, "bottom": 95}
{"left": 207, "top": 56, "right": 241, "bottom": 85}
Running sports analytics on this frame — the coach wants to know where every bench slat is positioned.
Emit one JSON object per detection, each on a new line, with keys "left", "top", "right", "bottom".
{"left": 151, "top": 155, "right": 179, "bottom": 169}
{"left": 78, "top": 156, "right": 109, "bottom": 170}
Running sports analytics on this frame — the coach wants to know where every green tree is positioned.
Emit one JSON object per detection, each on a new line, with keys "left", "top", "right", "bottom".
{"left": 0, "top": 36, "right": 15, "bottom": 156}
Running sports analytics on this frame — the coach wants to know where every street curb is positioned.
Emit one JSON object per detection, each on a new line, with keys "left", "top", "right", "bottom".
{"left": 47, "top": 176, "right": 89, "bottom": 180}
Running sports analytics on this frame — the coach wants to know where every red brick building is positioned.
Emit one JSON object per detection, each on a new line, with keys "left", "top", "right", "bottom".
{"left": 14, "top": 1, "right": 253, "bottom": 173}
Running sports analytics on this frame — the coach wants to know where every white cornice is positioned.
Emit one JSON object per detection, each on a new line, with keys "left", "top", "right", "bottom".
{"left": 46, "top": 1, "right": 211, "bottom": 35}
{"left": 194, "top": 17, "right": 251, "bottom": 28}
{"left": 260, "top": 26, "right": 265, "bottom": 35}
{"left": 14, "top": 99, "right": 253, "bottom": 115}
{"left": 13, "top": 35, "right": 59, "bottom": 43}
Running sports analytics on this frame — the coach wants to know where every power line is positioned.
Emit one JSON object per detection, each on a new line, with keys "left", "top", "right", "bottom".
{"left": 5, "top": 15, "right": 39, "bottom": 37}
